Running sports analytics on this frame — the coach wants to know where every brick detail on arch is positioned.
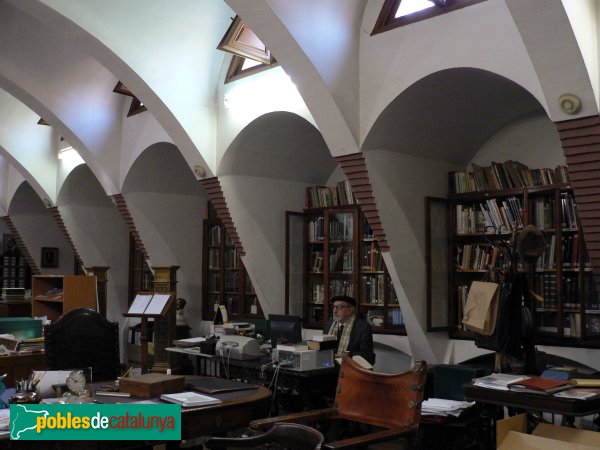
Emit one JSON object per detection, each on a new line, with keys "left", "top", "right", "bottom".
{"left": 48, "top": 207, "right": 84, "bottom": 269}
{"left": 335, "top": 153, "right": 389, "bottom": 252}
{"left": 199, "top": 177, "right": 245, "bottom": 256}
{"left": 110, "top": 194, "right": 149, "bottom": 260}
{"left": 557, "top": 115, "right": 600, "bottom": 295}
{"left": 2, "top": 216, "right": 40, "bottom": 275}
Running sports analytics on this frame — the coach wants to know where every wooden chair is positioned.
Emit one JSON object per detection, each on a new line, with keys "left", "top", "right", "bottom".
{"left": 204, "top": 422, "right": 324, "bottom": 449}
{"left": 44, "top": 307, "right": 120, "bottom": 382}
{"left": 249, "top": 358, "right": 427, "bottom": 450}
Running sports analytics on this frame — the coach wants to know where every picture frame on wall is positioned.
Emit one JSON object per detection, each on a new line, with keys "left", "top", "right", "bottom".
{"left": 41, "top": 247, "right": 59, "bottom": 268}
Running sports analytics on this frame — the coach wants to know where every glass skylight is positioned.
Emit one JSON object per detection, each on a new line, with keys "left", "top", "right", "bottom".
{"left": 395, "top": 0, "right": 434, "bottom": 17}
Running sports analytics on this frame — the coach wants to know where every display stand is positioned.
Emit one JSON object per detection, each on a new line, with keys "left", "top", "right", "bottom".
{"left": 123, "top": 291, "right": 175, "bottom": 374}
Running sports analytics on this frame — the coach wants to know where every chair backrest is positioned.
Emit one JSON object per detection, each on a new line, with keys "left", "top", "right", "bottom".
{"left": 44, "top": 307, "right": 120, "bottom": 382}
{"left": 335, "top": 357, "right": 427, "bottom": 429}
{"left": 268, "top": 422, "right": 324, "bottom": 450}
{"left": 205, "top": 422, "right": 324, "bottom": 450}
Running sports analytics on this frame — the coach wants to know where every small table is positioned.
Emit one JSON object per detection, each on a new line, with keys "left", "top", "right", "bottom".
{"left": 464, "top": 383, "right": 600, "bottom": 450}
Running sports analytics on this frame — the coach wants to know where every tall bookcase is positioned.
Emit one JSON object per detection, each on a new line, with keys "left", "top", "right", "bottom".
{"left": 202, "top": 204, "right": 262, "bottom": 321}
{"left": 128, "top": 233, "right": 153, "bottom": 303}
{"left": 1, "top": 233, "right": 31, "bottom": 289}
{"left": 303, "top": 204, "right": 404, "bottom": 334}
{"left": 430, "top": 162, "right": 600, "bottom": 346}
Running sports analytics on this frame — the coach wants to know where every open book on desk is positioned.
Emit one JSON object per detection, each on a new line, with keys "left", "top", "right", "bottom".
{"left": 160, "top": 391, "right": 222, "bottom": 407}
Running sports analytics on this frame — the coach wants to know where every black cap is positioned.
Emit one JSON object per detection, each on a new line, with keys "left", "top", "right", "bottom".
{"left": 330, "top": 295, "right": 356, "bottom": 307}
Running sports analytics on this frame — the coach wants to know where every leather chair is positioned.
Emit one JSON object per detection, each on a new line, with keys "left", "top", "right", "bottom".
{"left": 249, "top": 357, "right": 427, "bottom": 450}
{"left": 44, "top": 307, "right": 120, "bottom": 382}
{"left": 204, "top": 422, "right": 324, "bottom": 449}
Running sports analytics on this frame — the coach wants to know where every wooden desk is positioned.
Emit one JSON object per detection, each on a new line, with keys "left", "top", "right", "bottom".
{"left": 3, "top": 376, "right": 271, "bottom": 449}
{"left": 464, "top": 383, "right": 600, "bottom": 416}
{"left": 464, "top": 382, "right": 600, "bottom": 450}
{"left": 0, "top": 352, "right": 46, "bottom": 388}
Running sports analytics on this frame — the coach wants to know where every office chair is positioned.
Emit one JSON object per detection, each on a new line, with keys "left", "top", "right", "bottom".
{"left": 204, "top": 422, "right": 324, "bottom": 449}
{"left": 249, "top": 357, "right": 427, "bottom": 450}
{"left": 44, "top": 307, "right": 120, "bottom": 382}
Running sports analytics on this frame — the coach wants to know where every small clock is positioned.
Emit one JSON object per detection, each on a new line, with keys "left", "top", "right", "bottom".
{"left": 66, "top": 370, "right": 86, "bottom": 394}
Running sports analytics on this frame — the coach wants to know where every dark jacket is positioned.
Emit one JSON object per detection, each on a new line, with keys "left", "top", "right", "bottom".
{"left": 323, "top": 316, "right": 375, "bottom": 365}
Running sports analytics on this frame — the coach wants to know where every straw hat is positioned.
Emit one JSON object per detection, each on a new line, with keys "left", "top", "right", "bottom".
{"left": 517, "top": 225, "right": 546, "bottom": 262}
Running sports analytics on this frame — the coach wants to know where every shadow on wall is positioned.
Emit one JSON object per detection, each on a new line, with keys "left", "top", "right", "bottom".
{"left": 374, "top": 342, "right": 412, "bottom": 373}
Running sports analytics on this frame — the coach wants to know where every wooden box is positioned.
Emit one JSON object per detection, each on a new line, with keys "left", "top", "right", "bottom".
{"left": 119, "top": 373, "right": 185, "bottom": 398}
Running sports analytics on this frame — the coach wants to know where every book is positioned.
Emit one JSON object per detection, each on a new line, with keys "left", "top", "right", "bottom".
{"left": 508, "top": 376, "right": 571, "bottom": 395}
{"left": 312, "top": 334, "right": 336, "bottom": 342}
{"left": 160, "top": 391, "right": 222, "bottom": 407}
{"left": 473, "top": 373, "right": 529, "bottom": 391}
{"left": 568, "top": 379, "right": 600, "bottom": 388}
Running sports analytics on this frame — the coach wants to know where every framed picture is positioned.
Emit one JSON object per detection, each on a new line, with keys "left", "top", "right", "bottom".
{"left": 41, "top": 247, "right": 59, "bottom": 268}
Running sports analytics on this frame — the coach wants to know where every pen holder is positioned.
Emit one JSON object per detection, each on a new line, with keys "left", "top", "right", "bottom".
{"left": 9, "top": 388, "right": 41, "bottom": 405}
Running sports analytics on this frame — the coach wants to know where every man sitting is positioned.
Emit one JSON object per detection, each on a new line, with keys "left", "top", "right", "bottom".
{"left": 323, "top": 295, "right": 375, "bottom": 365}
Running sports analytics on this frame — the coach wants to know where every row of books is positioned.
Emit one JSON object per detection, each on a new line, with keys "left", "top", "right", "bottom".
{"left": 450, "top": 161, "right": 570, "bottom": 193}
{"left": 330, "top": 280, "right": 354, "bottom": 298}
{"left": 560, "top": 193, "right": 579, "bottom": 229}
{"left": 305, "top": 180, "right": 355, "bottom": 209}
{"left": 207, "top": 225, "right": 221, "bottom": 246}
{"left": 456, "top": 197, "right": 523, "bottom": 234}
{"left": 360, "top": 242, "right": 383, "bottom": 272}
{"left": 1, "top": 287, "right": 26, "bottom": 301}
{"left": 455, "top": 244, "right": 509, "bottom": 271}
{"left": 329, "top": 216, "right": 354, "bottom": 241}
{"left": 308, "top": 283, "right": 324, "bottom": 303}
{"left": 360, "top": 274, "right": 385, "bottom": 304}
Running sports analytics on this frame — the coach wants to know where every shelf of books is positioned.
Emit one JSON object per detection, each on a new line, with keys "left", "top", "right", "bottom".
{"left": 303, "top": 182, "right": 404, "bottom": 335}
{"left": 444, "top": 160, "right": 599, "bottom": 346}
{"left": 202, "top": 203, "right": 263, "bottom": 321}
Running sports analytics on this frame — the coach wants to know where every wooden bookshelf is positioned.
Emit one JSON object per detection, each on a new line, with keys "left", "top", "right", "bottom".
{"left": 302, "top": 204, "right": 405, "bottom": 335}
{"left": 429, "top": 161, "right": 600, "bottom": 347}
{"left": 202, "top": 203, "right": 263, "bottom": 321}
{"left": 31, "top": 275, "right": 97, "bottom": 323}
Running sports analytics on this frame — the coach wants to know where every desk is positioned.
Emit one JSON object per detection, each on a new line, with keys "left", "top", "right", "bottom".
{"left": 167, "top": 347, "right": 339, "bottom": 412}
{"left": 464, "top": 383, "right": 600, "bottom": 450}
{"left": 3, "top": 376, "right": 271, "bottom": 449}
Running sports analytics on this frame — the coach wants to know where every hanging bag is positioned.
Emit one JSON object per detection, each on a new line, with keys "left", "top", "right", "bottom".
{"left": 462, "top": 280, "right": 500, "bottom": 336}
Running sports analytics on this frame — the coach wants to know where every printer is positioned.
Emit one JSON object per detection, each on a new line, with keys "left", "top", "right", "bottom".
{"left": 215, "top": 335, "right": 262, "bottom": 360}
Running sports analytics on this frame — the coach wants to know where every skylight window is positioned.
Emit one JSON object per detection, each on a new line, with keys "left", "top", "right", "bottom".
{"left": 395, "top": 0, "right": 435, "bottom": 18}
{"left": 218, "top": 16, "right": 278, "bottom": 83}
{"left": 372, "top": 0, "right": 485, "bottom": 35}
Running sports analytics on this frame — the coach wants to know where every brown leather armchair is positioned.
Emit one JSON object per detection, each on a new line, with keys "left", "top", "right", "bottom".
{"left": 249, "top": 357, "right": 427, "bottom": 450}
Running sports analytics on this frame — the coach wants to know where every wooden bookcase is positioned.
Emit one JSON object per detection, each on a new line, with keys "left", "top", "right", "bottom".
{"left": 429, "top": 163, "right": 600, "bottom": 346}
{"left": 1, "top": 234, "right": 31, "bottom": 289}
{"left": 303, "top": 205, "right": 405, "bottom": 334}
{"left": 202, "top": 204, "right": 263, "bottom": 321}
{"left": 31, "top": 275, "right": 97, "bottom": 322}
{"left": 128, "top": 232, "right": 154, "bottom": 303}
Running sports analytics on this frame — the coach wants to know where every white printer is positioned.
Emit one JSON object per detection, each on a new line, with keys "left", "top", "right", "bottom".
{"left": 215, "top": 335, "right": 262, "bottom": 360}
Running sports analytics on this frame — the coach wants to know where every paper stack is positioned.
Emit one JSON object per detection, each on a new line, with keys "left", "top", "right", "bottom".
{"left": 421, "top": 398, "right": 475, "bottom": 417}
{"left": 473, "top": 373, "right": 528, "bottom": 391}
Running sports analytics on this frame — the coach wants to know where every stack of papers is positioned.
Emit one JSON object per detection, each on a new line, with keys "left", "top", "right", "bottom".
{"left": 160, "top": 392, "right": 222, "bottom": 407}
{"left": 421, "top": 398, "right": 475, "bottom": 417}
{"left": 473, "top": 373, "right": 528, "bottom": 390}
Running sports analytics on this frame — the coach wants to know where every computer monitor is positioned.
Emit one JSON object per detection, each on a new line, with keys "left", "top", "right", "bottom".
{"left": 268, "top": 314, "right": 302, "bottom": 344}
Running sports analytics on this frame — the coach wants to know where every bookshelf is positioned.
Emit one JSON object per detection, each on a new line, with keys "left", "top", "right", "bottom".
{"left": 302, "top": 184, "right": 404, "bottom": 334}
{"left": 202, "top": 203, "right": 263, "bottom": 321}
{"left": 128, "top": 232, "right": 153, "bottom": 303}
{"left": 1, "top": 233, "right": 31, "bottom": 290}
{"left": 432, "top": 161, "right": 600, "bottom": 346}
{"left": 31, "top": 275, "right": 97, "bottom": 323}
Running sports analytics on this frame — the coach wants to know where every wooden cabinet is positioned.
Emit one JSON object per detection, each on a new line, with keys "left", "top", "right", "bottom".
{"left": 202, "top": 203, "right": 263, "bottom": 321}
{"left": 31, "top": 275, "right": 97, "bottom": 322}
{"left": 430, "top": 162, "right": 600, "bottom": 346}
{"left": 303, "top": 205, "right": 404, "bottom": 334}
{"left": 0, "top": 352, "right": 46, "bottom": 388}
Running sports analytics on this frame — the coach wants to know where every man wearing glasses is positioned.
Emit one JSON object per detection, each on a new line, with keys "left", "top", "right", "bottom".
{"left": 323, "top": 295, "right": 375, "bottom": 365}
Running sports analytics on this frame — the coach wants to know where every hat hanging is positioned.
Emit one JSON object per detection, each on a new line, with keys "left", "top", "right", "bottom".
{"left": 517, "top": 225, "right": 546, "bottom": 263}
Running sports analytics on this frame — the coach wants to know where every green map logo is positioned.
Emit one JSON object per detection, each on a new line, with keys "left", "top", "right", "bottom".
{"left": 10, "top": 404, "right": 180, "bottom": 440}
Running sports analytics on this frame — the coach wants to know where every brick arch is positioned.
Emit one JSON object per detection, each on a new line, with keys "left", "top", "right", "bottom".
{"left": 199, "top": 177, "right": 245, "bottom": 256}
{"left": 335, "top": 153, "right": 388, "bottom": 252}
{"left": 557, "top": 116, "right": 600, "bottom": 293}
{"left": 2, "top": 216, "right": 40, "bottom": 275}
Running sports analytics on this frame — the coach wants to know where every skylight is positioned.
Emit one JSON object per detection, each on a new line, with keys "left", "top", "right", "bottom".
{"left": 395, "top": 0, "right": 434, "bottom": 18}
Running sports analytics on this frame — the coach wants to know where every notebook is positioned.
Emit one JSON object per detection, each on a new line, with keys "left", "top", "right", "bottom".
{"left": 160, "top": 391, "right": 222, "bottom": 407}
{"left": 185, "top": 377, "right": 259, "bottom": 394}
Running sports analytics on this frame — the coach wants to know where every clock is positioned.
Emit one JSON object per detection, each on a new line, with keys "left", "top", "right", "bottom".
{"left": 66, "top": 370, "right": 86, "bottom": 394}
